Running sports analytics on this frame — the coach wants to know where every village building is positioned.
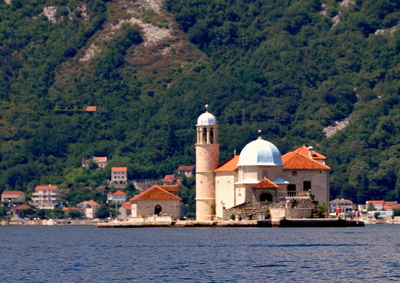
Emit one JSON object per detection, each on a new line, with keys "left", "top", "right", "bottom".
{"left": 107, "top": 190, "right": 127, "bottom": 203}
{"left": 110, "top": 167, "right": 128, "bottom": 189}
{"left": 31, "top": 185, "right": 60, "bottom": 210}
{"left": 82, "top": 156, "right": 108, "bottom": 169}
{"left": 162, "top": 174, "right": 179, "bottom": 185}
{"left": 330, "top": 198, "right": 354, "bottom": 213}
{"left": 118, "top": 201, "right": 132, "bottom": 219}
{"left": 195, "top": 107, "right": 330, "bottom": 221}
{"left": 177, "top": 165, "right": 195, "bottom": 177}
{"left": 77, "top": 200, "right": 100, "bottom": 219}
{"left": 1, "top": 190, "right": 25, "bottom": 203}
{"left": 130, "top": 186, "right": 181, "bottom": 219}
{"left": 13, "top": 204, "right": 33, "bottom": 216}
{"left": 366, "top": 200, "right": 385, "bottom": 210}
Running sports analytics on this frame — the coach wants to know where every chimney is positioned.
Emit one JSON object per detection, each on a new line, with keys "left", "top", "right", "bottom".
{"left": 308, "top": 146, "right": 314, "bottom": 158}
{"left": 233, "top": 149, "right": 237, "bottom": 156}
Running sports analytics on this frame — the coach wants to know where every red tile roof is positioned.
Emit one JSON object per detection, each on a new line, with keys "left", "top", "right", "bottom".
{"left": 252, "top": 178, "right": 279, "bottom": 188}
{"left": 294, "top": 145, "right": 327, "bottom": 160}
{"left": 282, "top": 152, "right": 330, "bottom": 170}
{"left": 112, "top": 190, "right": 127, "bottom": 196}
{"left": 35, "top": 185, "right": 58, "bottom": 191}
{"left": 384, "top": 204, "right": 400, "bottom": 210}
{"left": 111, "top": 167, "right": 128, "bottom": 172}
{"left": 367, "top": 200, "right": 385, "bottom": 204}
{"left": 2, "top": 190, "right": 24, "bottom": 196}
{"left": 177, "top": 165, "right": 195, "bottom": 171}
{"left": 159, "top": 185, "right": 179, "bottom": 194}
{"left": 122, "top": 201, "right": 132, "bottom": 210}
{"left": 85, "top": 106, "right": 97, "bottom": 112}
{"left": 215, "top": 155, "right": 240, "bottom": 172}
{"left": 94, "top": 156, "right": 107, "bottom": 162}
{"left": 131, "top": 186, "right": 181, "bottom": 201}
{"left": 84, "top": 200, "right": 99, "bottom": 206}
{"left": 163, "top": 174, "right": 176, "bottom": 183}
{"left": 13, "top": 204, "right": 32, "bottom": 210}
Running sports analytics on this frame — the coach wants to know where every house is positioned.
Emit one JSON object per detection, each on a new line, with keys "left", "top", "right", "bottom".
{"left": 195, "top": 107, "right": 330, "bottom": 221}
{"left": 107, "top": 190, "right": 127, "bottom": 203}
{"left": 13, "top": 204, "right": 33, "bottom": 216}
{"left": 31, "top": 185, "right": 60, "bottom": 210}
{"left": 118, "top": 201, "right": 132, "bottom": 219}
{"left": 162, "top": 174, "right": 178, "bottom": 185}
{"left": 130, "top": 186, "right": 181, "bottom": 219}
{"left": 77, "top": 200, "right": 100, "bottom": 219}
{"left": 82, "top": 156, "right": 108, "bottom": 169}
{"left": 330, "top": 198, "right": 354, "bottom": 213}
{"left": 110, "top": 167, "right": 128, "bottom": 189}
{"left": 383, "top": 202, "right": 400, "bottom": 210}
{"left": 85, "top": 106, "right": 97, "bottom": 112}
{"left": 366, "top": 200, "right": 385, "bottom": 211}
{"left": 177, "top": 165, "right": 195, "bottom": 177}
{"left": 1, "top": 191, "right": 25, "bottom": 203}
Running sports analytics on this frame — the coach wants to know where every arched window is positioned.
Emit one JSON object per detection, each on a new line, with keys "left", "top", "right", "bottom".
{"left": 202, "top": 128, "right": 207, "bottom": 143}
{"left": 259, "top": 192, "right": 273, "bottom": 202}
{"left": 210, "top": 128, "right": 214, "bottom": 144}
{"left": 154, "top": 205, "right": 162, "bottom": 216}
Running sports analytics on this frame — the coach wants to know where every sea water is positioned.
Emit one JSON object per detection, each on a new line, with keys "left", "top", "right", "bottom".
{"left": 1, "top": 225, "right": 399, "bottom": 282}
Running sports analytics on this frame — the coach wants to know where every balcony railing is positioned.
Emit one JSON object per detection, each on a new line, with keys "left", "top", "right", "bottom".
{"left": 277, "top": 191, "right": 311, "bottom": 201}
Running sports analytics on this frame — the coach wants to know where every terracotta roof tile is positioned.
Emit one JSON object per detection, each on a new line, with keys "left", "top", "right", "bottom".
{"left": 163, "top": 174, "right": 176, "bottom": 183}
{"left": 94, "top": 156, "right": 107, "bottom": 162}
{"left": 84, "top": 200, "right": 99, "bottom": 206}
{"left": 112, "top": 190, "right": 127, "bottom": 196}
{"left": 294, "top": 145, "right": 327, "bottom": 160}
{"left": 367, "top": 200, "right": 385, "bottom": 204}
{"left": 35, "top": 185, "right": 58, "bottom": 191}
{"left": 85, "top": 106, "right": 97, "bottom": 112}
{"left": 2, "top": 190, "right": 24, "bottom": 196}
{"left": 122, "top": 201, "right": 132, "bottom": 210}
{"left": 215, "top": 155, "right": 240, "bottom": 172}
{"left": 131, "top": 186, "right": 181, "bottom": 201}
{"left": 282, "top": 152, "right": 330, "bottom": 170}
{"left": 177, "top": 165, "right": 195, "bottom": 171}
{"left": 159, "top": 185, "right": 179, "bottom": 193}
{"left": 111, "top": 167, "right": 128, "bottom": 172}
{"left": 14, "top": 204, "right": 32, "bottom": 210}
{"left": 252, "top": 178, "right": 279, "bottom": 188}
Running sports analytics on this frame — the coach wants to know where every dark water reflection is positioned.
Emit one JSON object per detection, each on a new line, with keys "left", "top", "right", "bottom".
{"left": 1, "top": 225, "right": 400, "bottom": 282}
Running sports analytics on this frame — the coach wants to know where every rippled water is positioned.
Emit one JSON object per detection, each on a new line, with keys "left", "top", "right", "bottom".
{"left": 1, "top": 225, "right": 400, "bottom": 282}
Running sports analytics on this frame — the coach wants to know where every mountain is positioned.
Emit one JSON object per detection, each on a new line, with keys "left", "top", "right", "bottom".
{"left": 0, "top": 0, "right": 399, "bottom": 204}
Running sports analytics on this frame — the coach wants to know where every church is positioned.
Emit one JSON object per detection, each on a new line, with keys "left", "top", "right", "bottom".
{"left": 195, "top": 106, "right": 330, "bottom": 221}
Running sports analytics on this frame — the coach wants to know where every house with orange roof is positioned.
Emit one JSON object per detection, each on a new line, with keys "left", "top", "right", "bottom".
{"left": 118, "top": 201, "right": 132, "bottom": 219}
{"left": 110, "top": 167, "right": 128, "bottom": 189}
{"left": 107, "top": 190, "right": 127, "bottom": 203}
{"left": 162, "top": 174, "right": 178, "bottom": 185}
{"left": 77, "top": 200, "right": 100, "bottom": 219}
{"left": 82, "top": 156, "right": 108, "bottom": 169}
{"left": 177, "top": 165, "right": 195, "bottom": 177}
{"left": 1, "top": 190, "right": 25, "bottom": 203}
{"left": 31, "top": 185, "right": 60, "bottom": 210}
{"left": 130, "top": 186, "right": 181, "bottom": 219}
{"left": 195, "top": 107, "right": 331, "bottom": 221}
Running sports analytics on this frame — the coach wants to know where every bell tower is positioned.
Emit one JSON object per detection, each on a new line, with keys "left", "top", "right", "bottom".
{"left": 195, "top": 105, "right": 219, "bottom": 221}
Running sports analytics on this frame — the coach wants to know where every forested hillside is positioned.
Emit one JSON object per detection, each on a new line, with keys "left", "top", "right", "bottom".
{"left": 0, "top": 0, "right": 400, "bottom": 204}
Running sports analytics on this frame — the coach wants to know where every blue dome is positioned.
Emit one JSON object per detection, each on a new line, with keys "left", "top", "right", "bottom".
{"left": 197, "top": 111, "right": 217, "bottom": 126}
{"left": 238, "top": 137, "right": 283, "bottom": 166}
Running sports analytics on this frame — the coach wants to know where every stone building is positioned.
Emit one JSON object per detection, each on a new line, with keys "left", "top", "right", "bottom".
{"left": 1, "top": 191, "right": 25, "bottom": 203}
{"left": 177, "top": 165, "right": 195, "bottom": 177}
{"left": 31, "top": 185, "right": 60, "bottom": 210}
{"left": 194, "top": 107, "right": 330, "bottom": 221}
{"left": 77, "top": 200, "right": 100, "bottom": 219}
{"left": 107, "top": 190, "right": 127, "bottom": 203}
{"left": 110, "top": 167, "right": 128, "bottom": 189}
{"left": 130, "top": 186, "right": 181, "bottom": 219}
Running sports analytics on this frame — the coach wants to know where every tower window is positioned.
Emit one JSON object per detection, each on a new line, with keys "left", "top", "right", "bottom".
{"left": 210, "top": 128, "right": 214, "bottom": 144}
{"left": 202, "top": 128, "right": 207, "bottom": 143}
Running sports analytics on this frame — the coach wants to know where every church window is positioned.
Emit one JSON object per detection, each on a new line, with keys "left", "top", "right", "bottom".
{"left": 202, "top": 128, "right": 207, "bottom": 143}
{"left": 210, "top": 128, "right": 214, "bottom": 144}
{"left": 303, "top": 181, "right": 311, "bottom": 191}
